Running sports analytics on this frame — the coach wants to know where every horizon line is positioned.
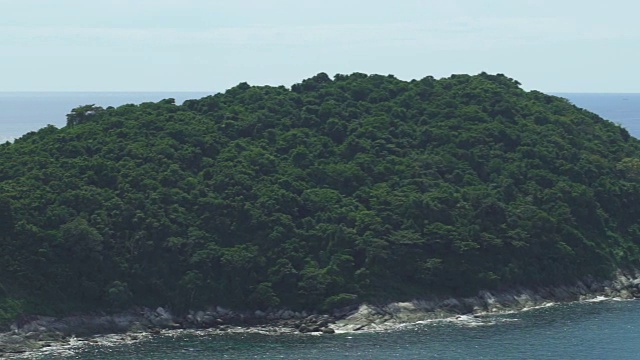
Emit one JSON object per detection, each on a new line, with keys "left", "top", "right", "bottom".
{"left": 1, "top": 90, "right": 640, "bottom": 94}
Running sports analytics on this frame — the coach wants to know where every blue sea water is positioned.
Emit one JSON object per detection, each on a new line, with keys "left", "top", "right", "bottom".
{"left": 0, "top": 92, "right": 210, "bottom": 143}
{"left": 2, "top": 91, "right": 640, "bottom": 359}
{"left": 0, "top": 92, "right": 640, "bottom": 143}
{"left": 555, "top": 93, "right": 640, "bottom": 136}
{"left": 1, "top": 92, "right": 639, "bottom": 141}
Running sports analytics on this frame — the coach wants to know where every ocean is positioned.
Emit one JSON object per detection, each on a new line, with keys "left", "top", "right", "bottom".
{"left": 0, "top": 92, "right": 211, "bottom": 143}
{"left": 2, "top": 92, "right": 640, "bottom": 359}
{"left": 1, "top": 92, "right": 639, "bottom": 142}
{"left": 555, "top": 93, "right": 640, "bottom": 137}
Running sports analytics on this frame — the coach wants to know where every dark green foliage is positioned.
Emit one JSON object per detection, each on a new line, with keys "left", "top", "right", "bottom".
{"left": 0, "top": 298, "right": 23, "bottom": 326}
{"left": 2, "top": 72, "right": 640, "bottom": 318}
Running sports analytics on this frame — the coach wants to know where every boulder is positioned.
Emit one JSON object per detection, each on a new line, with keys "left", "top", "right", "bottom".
{"left": 281, "top": 310, "right": 294, "bottom": 320}
{"left": 195, "top": 311, "right": 206, "bottom": 324}
{"left": 216, "top": 306, "right": 230, "bottom": 316}
{"left": 298, "top": 324, "right": 308, "bottom": 333}
{"left": 320, "top": 327, "right": 335, "bottom": 334}
{"left": 148, "top": 307, "right": 175, "bottom": 327}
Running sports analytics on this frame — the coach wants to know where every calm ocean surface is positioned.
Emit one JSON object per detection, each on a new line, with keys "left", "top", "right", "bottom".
{"left": 1, "top": 92, "right": 639, "bottom": 141}
{"left": 0, "top": 92, "right": 210, "bottom": 143}
{"left": 3, "top": 92, "right": 640, "bottom": 359}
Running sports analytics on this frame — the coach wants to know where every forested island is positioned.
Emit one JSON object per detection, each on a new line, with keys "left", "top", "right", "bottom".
{"left": 2, "top": 72, "right": 640, "bottom": 326}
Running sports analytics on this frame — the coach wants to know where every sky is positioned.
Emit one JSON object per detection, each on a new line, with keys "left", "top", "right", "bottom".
{"left": 1, "top": 0, "right": 639, "bottom": 92}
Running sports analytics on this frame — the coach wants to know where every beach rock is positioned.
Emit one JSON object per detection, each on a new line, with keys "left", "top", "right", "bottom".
{"left": 156, "top": 307, "right": 169, "bottom": 317}
{"left": 441, "top": 298, "right": 466, "bottom": 313}
{"left": 280, "top": 310, "right": 294, "bottom": 320}
{"left": 299, "top": 325, "right": 311, "bottom": 333}
{"left": 36, "top": 331, "right": 65, "bottom": 342}
{"left": 216, "top": 306, "right": 231, "bottom": 316}
{"left": 580, "top": 282, "right": 591, "bottom": 294}
{"left": 619, "top": 290, "right": 633, "bottom": 299}
{"left": 332, "top": 305, "right": 358, "bottom": 319}
{"left": 194, "top": 311, "right": 206, "bottom": 323}
{"left": 321, "top": 327, "right": 335, "bottom": 334}
{"left": 0, "top": 334, "right": 42, "bottom": 354}
{"left": 20, "top": 317, "right": 55, "bottom": 334}
{"left": 266, "top": 311, "right": 277, "bottom": 320}
{"left": 129, "top": 322, "right": 147, "bottom": 333}
{"left": 332, "top": 304, "right": 390, "bottom": 331}
{"left": 4, "top": 268, "right": 640, "bottom": 359}
{"left": 615, "top": 272, "right": 633, "bottom": 289}
{"left": 148, "top": 308, "right": 175, "bottom": 327}
{"left": 200, "top": 315, "right": 217, "bottom": 326}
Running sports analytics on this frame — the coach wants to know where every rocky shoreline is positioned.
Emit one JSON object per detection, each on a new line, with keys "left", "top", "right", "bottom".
{"left": 3, "top": 269, "right": 640, "bottom": 357}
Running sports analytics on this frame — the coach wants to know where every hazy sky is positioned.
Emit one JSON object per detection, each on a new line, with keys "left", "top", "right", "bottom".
{"left": 1, "top": 0, "right": 638, "bottom": 92}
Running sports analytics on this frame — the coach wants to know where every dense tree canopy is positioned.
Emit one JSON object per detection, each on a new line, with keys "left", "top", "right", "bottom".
{"left": 1, "top": 72, "right": 640, "bottom": 320}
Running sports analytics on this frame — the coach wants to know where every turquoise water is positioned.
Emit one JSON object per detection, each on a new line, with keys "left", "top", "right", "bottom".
{"left": 17, "top": 300, "right": 640, "bottom": 359}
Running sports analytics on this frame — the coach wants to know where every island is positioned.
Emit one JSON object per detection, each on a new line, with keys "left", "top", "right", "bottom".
{"left": 2, "top": 72, "right": 640, "bottom": 353}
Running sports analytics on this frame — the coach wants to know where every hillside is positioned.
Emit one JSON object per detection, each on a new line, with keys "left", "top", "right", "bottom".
{"left": 2, "top": 72, "right": 640, "bottom": 322}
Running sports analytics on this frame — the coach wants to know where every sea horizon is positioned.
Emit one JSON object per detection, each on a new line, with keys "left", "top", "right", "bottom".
{"left": 1, "top": 91, "right": 639, "bottom": 144}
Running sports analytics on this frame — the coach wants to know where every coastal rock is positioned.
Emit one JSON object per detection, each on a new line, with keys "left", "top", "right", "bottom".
{"left": 129, "top": 322, "right": 147, "bottom": 333}
{"left": 5, "top": 270, "right": 640, "bottom": 357}
{"left": 280, "top": 310, "right": 294, "bottom": 320}
{"left": 321, "top": 327, "right": 335, "bottom": 334}
{"left": 201, "top": 315, "right": 217, "bottom": 326}
{"left": 112, "top": 314, "right": 138, "bottom": 331}
{"left": 614, "top": 271, "right": 633, "bottom": 289}
{"left": 19, "top": 317, "right": 55, "bottom": 334}
{"left": 619, "top": 290, "right": 634, "bottom": 299}
{"left": 0, "top": 334, "right": 42, "bottom": 354}
{"left": 513, "top": 291, "right": 538, "bottom": 308}
{"left": 298, "top": 324, "right": 312, "bottom": 333}
{"left": 216, "top": 306, "right": 231, "bottom": 316}
{"left": 145, "top": 307, "right": 176, "bottom": 328}
{"left": 195, "top": 311, "right": 206, "bottom": 323}
{"left": 574, "top": 282, "right": 589, "bottom": 296}
{"left": 333, "top": 304, "right": 393, "bottom": 331}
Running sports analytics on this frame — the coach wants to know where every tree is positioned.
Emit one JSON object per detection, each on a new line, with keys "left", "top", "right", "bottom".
{"left": 0, "top": 197, "right": 14, "bottom": 238}
{"left": 66, "top": 104, "right": 104, "bottom": 127}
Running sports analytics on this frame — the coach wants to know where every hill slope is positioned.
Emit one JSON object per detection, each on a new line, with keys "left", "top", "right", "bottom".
{"left": 2, "top": 72, "right": 640, "bottom": 320}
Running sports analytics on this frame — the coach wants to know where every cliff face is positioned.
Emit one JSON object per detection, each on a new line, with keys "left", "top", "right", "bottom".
{"left": 1, "top": 72, "right": 640, "bottom": 318}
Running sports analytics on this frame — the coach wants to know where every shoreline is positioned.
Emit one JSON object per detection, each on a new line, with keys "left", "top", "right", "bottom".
{"left": 2, "top": 269, "right": 640, "bottom": 357}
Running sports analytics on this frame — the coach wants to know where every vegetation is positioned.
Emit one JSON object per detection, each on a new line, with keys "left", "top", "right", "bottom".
{"left": 1, "top": 72, "right": 640, "bottom": 319}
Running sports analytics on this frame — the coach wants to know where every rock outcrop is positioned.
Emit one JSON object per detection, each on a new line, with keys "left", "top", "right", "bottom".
{"left": 3, "top": 270, "right": 640, "bottom": 356}
{"left": 332, "top": 270, "right": 640, "bottom": 331}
